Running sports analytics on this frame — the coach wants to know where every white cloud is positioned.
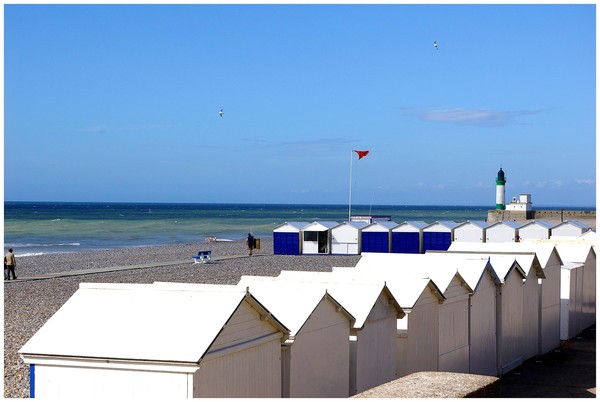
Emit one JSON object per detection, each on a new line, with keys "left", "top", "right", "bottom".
{"left": 575, "top": 179, "right": 594, "bottom": 186}
{"left": 402, "top": 107, "right": 541, "bottom": 127}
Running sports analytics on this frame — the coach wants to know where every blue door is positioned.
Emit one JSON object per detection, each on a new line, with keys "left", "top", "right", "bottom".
{"left": 362, "top": 232, "right": 389, "bottom": 253}
{"left": 392, "top": 232, "right": 420, "bottom": 254}
{"left": 274, "top": 232, "right": 300, "bottom": 255}
{"left": 423, "top": 232, "right": 451, "bottom": 252}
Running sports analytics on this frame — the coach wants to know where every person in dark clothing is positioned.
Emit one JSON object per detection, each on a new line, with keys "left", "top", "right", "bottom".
{"left": 246, "top": 233, "right": 255, "bottom": 256}
{"left": 4, "top": 248, "right": 17, "bottom": 280}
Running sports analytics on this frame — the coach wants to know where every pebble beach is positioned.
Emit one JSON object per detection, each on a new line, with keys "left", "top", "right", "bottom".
{"left": 3, "top": 238, "right": 361, "bottom": 398}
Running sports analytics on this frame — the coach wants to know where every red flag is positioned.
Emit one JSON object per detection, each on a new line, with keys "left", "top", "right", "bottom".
{"left": 353, "top": 150, "right": 369, "bottom": 160}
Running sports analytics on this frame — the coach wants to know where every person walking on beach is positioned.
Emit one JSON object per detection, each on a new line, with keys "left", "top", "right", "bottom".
{"left": 4, "top": 248, "right": 17, "bottom": 280}
{"left": 246, "top": 233, "right": 255, "bottom": 256}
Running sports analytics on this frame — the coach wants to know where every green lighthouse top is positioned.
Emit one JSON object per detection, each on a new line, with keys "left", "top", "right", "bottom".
{"left": 496, "top": 168, "right": 506, "bottom": 185}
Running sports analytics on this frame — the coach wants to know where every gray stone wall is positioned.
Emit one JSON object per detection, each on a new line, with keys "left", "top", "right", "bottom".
{"left": 487, "top": 209, "right": 596, "bottom": 229}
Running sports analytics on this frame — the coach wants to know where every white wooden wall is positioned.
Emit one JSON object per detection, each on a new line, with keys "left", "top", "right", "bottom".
{"left": 521, "top": 269, "right": 540, "bottom": 360}
{"left": 352, "top": 292, "right": 398, "bottom": 395}
{"left": 486, "top": 226, "right": 517, "bottom": 242}
{"left": 33, "top": 364, "right": 192, "bottom": 399}
{"left": 396, "top": 288, "right": 440, "bottom": 378}
{"left": 581, "top": 251, "right": 596, "bottom": 329}
{"left": 331, "top": 226, "right": 360, "bottom": 255}
{"left": 539, "top": 257, "right": 561, "bottom": 354}
{"left": 468, "top": 272, "right": 498, "bottom": 376}
{"left": 498, "top": 271, "right": 524, "bottom": 374}
{"left": 194, "top": 300, "right": 283, "bottom": 397}
{"left": 286, "top": 299, "right": 351, "bottom": 398}
{"left": 453, "top": 226, "right": 485, "bottom": 243}
{"left": 560, "top": 265, "right": 584, "bottom": 341}
{"left": 437, "top": 277, "right": 470, "bottom": 373}
{"left": 519, "top": 226, "right": 550, "bottom": 240}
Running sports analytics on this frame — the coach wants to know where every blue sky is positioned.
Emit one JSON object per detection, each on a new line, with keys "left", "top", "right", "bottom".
{"left": 4, "top": 4, "right": 596, "bottom": 207}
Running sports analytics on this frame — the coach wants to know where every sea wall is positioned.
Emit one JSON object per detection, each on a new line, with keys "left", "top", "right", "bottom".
{"left": 487, "top": 209, "right": 596, "bottom": 227}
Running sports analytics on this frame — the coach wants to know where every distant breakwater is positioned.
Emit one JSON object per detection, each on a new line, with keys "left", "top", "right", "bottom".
{"left": 487, "top": 209, "right": 596, "bottom": 228}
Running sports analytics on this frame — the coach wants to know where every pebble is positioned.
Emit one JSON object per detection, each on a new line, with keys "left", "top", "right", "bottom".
{"left": 3, "top": 239, "right": 361, "bottom": 398}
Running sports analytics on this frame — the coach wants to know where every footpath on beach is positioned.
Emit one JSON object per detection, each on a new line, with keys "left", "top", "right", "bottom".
{"left": 7, "top": 253, "right": 269, "bottom": 282}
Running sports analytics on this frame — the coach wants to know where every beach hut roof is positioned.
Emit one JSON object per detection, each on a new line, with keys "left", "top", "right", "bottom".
{"left": 303, "top": 221, "right": 340, "bottom": 231}
{"left": 423, "top": 220, "right": 459, "bottom": 230}
{"left": 552, "top": 243, "right": 595, "bottom": 264}
{"left": 272, "top": 271, "right": 404, "bottom": 328}
{"left": 551, "top": 220, "right": 592, "bottom": 230}
{"left": 236, "top": 277, "right": 355, "bottom": 335}
{"left": 19, "top": 283, "right": 288, "bottom": 364}
{"left": 364, "top": 221, "right": 399, "bottom": 230}
{"left": 273, "top": 221, "right": 310, "bottom": 231}
{"left": 453, "top": 220, "right": 489, "bottom": 229}
{"left": 424, "top": 252, "right": 502, "bottom": 290}
{"left": 395, "top": 221, "right": 429, "bottom": 229}
{"left": 518, "top": 220, "right": 554, "bottom": 229}
{"left": 328, "top": 267, "right": 447, "bottom": 308}
{"left": 338, "top": 221, "right": 370, "bottom": 230}
{"left": 354, "top": 253, "right": 473, "bottom": 294}
{"left": 487, "top": 220, "right": 522, "bottom": 229}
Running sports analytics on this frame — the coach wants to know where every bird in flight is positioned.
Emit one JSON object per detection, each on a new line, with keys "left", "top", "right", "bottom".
{"left": 219, "top": 108, "right": 224, "bottom": 117}
{"left": 434, "top": 41, "right": 439, "bottom": 50}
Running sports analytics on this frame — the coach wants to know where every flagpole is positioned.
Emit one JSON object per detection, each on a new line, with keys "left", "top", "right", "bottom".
{"left": 348, "top": 150, "right": 353, "bottom": 222}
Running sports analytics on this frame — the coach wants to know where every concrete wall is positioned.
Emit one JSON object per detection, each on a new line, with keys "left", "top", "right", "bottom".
{"left": 487, "top": 210, "right": 595, "bottom": 226}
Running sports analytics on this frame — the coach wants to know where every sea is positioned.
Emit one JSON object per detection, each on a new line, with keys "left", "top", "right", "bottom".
{"left": 3, "top": 201, "right": 594, "bottom": 257}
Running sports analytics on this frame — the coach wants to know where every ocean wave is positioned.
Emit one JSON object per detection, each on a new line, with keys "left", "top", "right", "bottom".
{"left": 8, "top": 242, "right": 81, "bottom": 248}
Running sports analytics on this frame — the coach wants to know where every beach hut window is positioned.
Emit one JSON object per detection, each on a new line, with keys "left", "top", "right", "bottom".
{"left": 304, "top": 231, "right": 318, "bottom": 241}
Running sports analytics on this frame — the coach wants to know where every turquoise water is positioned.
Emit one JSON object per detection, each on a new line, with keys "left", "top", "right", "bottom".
{"left": 4, "top": 202, "right": 593, "bottom": 256}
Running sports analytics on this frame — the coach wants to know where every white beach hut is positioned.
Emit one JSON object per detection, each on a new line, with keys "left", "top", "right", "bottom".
{"left": 422, "top": 221, "right": 459, "bottom": 251}
{"left": 560, "top": 262, "right": 585, "bottom": 340}
{"left": 425, "top": 252, "right": 502, "bottom": 376}
{"left": 552, "top": 243, "right": 596, "bottom": 330}
{"left": 301, "top": 221, "right": 339, "bottom": 255}
{"left": 19, "top": 283, "right": 289, "bottom": 399}
{"left": 234, "top": 277, "right": 355, "bottom": 398}
{"left": 391, "top": 221, "right": 429, "bottom": 254}
{"left": 273, "top": 222, "right": 309, "bottom": 255}
{"left": 326, "top": 270, "right": 446, "bottom": 378}
{"left": 274, "top": 271, "right": 403, "bottom": 395}
{"left": 352, "top": 253, "right": 474, "bottom": 375}
{"left": 449, "top": 242, "right": 561, "bottom": 357}
{"left": 518, "top": 220, "right": 553, "bottom": 240}
{"left": 452, "top": 220, "right": 488, "bottom": 243}
{"left": 331, "top": 221, "right": 369, "bottom": 255}
{"left": 485, "top": 220, "right": 521, "bottom": 243}
{"left": 551, "top": 220, "right": 593, "bottom": 237}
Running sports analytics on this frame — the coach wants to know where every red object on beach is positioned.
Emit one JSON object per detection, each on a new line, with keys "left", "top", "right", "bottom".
{"left": 353, "top": 150, "right": 369, "bottom": 159}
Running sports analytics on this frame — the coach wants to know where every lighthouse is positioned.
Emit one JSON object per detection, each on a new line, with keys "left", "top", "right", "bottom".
{"left": 496, "top": 167, "right": 506, "bottom": 210}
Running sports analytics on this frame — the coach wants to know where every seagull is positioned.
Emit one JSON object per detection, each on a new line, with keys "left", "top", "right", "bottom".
{"left": 434, "top": 41, "right": 438, "bottom": 50}
{"left": 219, "top": 108, "right": 224, "bottom": 117}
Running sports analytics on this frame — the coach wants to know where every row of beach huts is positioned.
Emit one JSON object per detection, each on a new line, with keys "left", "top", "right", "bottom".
{"left": 273, "top": 219, "right": 593, "bottom": 255}
{"left": 19, "top": 231, "right": 596, "bottom": 398}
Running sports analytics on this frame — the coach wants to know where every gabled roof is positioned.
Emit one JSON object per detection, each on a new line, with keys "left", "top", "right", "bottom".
{"left": 518, "top": 220, "right": 554, "bottom": 229}
{"left": 449, "top": 241, "right": 559, "bottom": 272}
{"left": 552, "top": 243, "right": 595, "bottom": 264}
{"left": 424, "top": 252, "right": 501, "bottom": 290}
{"left": 453, "top": 220, "right": 489, "bottom": 230}
{"left": 302, "top": 221, "right": 340, "bottom": 231}
{"left": 272, "top": 271, "right": 404, "bottom": 328}
{"left": 236, "top": 276, "right": 355, "bottom": 335}
{"left": 423, "top": 221, "right": 459, "bottom": 231}
{"left": 334, "top": 221, "right": 370, "bottom": 230}
{"left": 393, "top": 221, "right": 429, "bottom": 230}
{"left": 19, "top": 283, "right": 288, "bottom": 364}
{"left": 353, "top": 253, "right": 473, "bottom": 295}
{"left": 551, "top": 220, "right": 592, "bottom": 230}
{"left": 363, "top": 221, "right": 399, "bottom": 231}
{"left": 273, "top": 221, "right": 310, "bottom": 231}
{"left": 486, "top": 220, "right": 522, "bottom": 230}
